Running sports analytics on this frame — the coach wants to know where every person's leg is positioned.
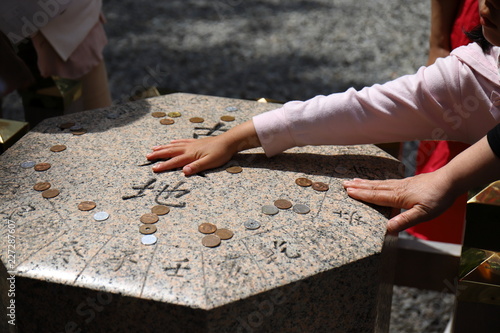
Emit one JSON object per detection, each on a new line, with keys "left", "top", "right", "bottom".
{"left": 80, "top": 60, "right": 112, "bottom": 110}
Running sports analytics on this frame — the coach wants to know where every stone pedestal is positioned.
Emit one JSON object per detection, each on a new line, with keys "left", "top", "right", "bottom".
{"left": 0, "top": 93, "right": 399, "bottom": 332}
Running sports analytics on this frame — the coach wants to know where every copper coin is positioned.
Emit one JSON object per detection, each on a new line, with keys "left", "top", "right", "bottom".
{"left": 151, "top": 205, "right": 170, "bottom": 216}
{"left": 295, "top": 177, "right": 312, "bottom": 187}
{"left": 220, "top": 115, "right": 235, "bottom": 122}
{"left": 50, "top": 144, "right": 67, "bottom": 152}
{"left": 59, "top": 122, "right": 75, "bottom": 129}
{"left": 72, "top": 129, "right": 87, "bottom": 135}
{"left": 167, "top": 111, "right": 181, "bottom": 118}
{"left": 42, "top": 188, "right": 59, "bottom": 198}
{"left": 139, "top": 224, "right": 157, "bottom": 235}
{"left": 198, "top": 223, "right": 217, "bottom": 234}
{"left": 78, "top": 201, "right": 96, "bottom": 211}
{"left": 189, "top": 117, "right": 204, "bottom": 123}
{"left": 140, "top": 213, "right": 159, "bottom": 224}
{"left": 312, "top": 182, "right": 329, "bottom": 192}
{"left": 151, "top": 111, "right": 166, "bottom": 118}
{"left": 33, "top": 182, "right": 51, "bottom": 191}
{"left": 274, "top": 199, "right": 292, "bottom": 210}
{"left": 160, "top": 118, "right": 175, "bottom": 125}
{"left": 34, "top": 163, "right": 51, "bottom": 171}
{"left": 202, "top": 234, "right": 221, "bottom": 248}
{"left": 215, "top": 228, "right": 234, "bottom": 240}
{"left": 226, "top": 166, "right": 242, "bottom": 174}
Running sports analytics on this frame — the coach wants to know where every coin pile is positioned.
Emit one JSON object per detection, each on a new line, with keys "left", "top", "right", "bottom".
{"left": 58, "top": 122, "right": 87, "bottom": 135}
{"left": 198, "top": 222, "right": 234, "bottom": 248}
{"left": 139, "top": 205, "right": 170, "bottom": 245}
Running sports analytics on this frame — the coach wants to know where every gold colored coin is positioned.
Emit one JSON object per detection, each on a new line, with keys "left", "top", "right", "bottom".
{"left": 33, "top": 182, "right": 51, "bottom": 191}
{"left": 215, "top": 228, "right": 234, "bottom": 240}
{"left": 59, "top": 122, "right": 75, "bottom": 129}
{"left": 198, "top": 223, "right": 217, "bottom": 234}
{"left": 312, "top": 182, "right": 329, "bottom": 192}
{"left": 151, "top": 205, "right": 170, "bottom": 216}
{"left": 167, "top": 111, "right": 181, "bottom": 118}
{"left": 274, "top": 199, "right": 292, "bottom": 210}
{"left": 160, "top": 118, "right": 175, "bottom": 125}
{"left": 140, "top": 213, "right": 159, "bottom": 224}
{"left": 151, "top": 111, "right": 166, "bottom": 118}
{"left": 139, "top": 224, "right": 157, "bottom": 235}
{"left": 202, "top": 234, "right": 221, "bottom": 248}
{"left": 226, "top": 166, "right": 242, "bottom": 174}
{"left": 189, "top": 117, "right": 204, "bottom": 123}
{"left": 78, "top": 201, "right": 97, "bottom": 211}
{"left": 220, "top": 115, "right": 235, "bottom": 122}
{"left": 295, "top": 177, "right": 312, "bottom": 187}
{"left": 34, "top": 163, "right": 51, "bottom": 171}
{"left": 42, "top": 188, "right": 59, "bottom": 198}
{"left": 50, "top": 144, "right": 67, "bottom": 152}
{"left": 72, "top": 129, "right": 87, "bottom": 135}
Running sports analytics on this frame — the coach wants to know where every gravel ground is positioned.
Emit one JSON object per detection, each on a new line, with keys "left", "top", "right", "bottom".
{"left": 2, "top": 0, "right": 456, "bottom": 331}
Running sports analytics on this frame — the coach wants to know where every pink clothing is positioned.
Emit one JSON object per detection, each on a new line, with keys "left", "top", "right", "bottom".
{"left": 253, "top": 43, "right": 500, "bottom": 157}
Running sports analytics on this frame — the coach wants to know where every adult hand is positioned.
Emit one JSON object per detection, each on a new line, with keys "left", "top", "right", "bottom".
{"left": 342, "top": 172, "right": 458, "bottom": 233}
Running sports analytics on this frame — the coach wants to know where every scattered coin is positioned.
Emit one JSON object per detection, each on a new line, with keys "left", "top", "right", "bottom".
{"left": 295, "top": 177, "right": 312, "bottom": 187}
{"left": 160, "top": 118, "right": 175, "bottom": 125}
{"left": 33, "top": 182, "right": 51, "bottom": 191}
{"left": 151, "top": 205, "right": 170, "bottom": 216}
{"left": 198, "top": 223, "right": 217, "bottom": 234}
{"left": 262, "top": 205, "right": 279, "bottom": 215}
{"left": 312, "top": 182, "right": 329, "bottom": 192}
{"left": 226, "top": 166, "right": 242, "bottom": 174}
{"left": 335, "top": 166, "right": 348, "bottom": 174}
{"left": 72, "top": 129, "right": 87, "bottom": 135}
{"left": 189, "top": 117, "right": 204, "bottom": 123}
{"left": 202, "top": 234, "right": 221, "bottom": 248}
{"left": 106, "top": 112, "right": 119, "bottom": 119}
{"left": 140, "top": 213, "right": 159, "bottom": 224}
{"left": 78, "top": 201, "right": 97, "bottom": 211}
{"left": 20, "top": 161, "right": 36, "bottom": 168}
{"left": 69, "top": 124, "right": 83, "bottom": 131}
{"left": 42, "top": 188, "right": 59, "bottom": 198}
{"left": 139, "top": 224, "right": 157, "bottom": 235}
{"left": 141, "top": 234, "right": 157, "bottom": 245}
{"left": 225, "top": 106, "right": 238, "bottom": 112}
{"left": 244, "top": 219, "right": 261, "bottom": 230}
{"left": 220, "top": 115, "right": 235, "bottom": 122}
{"left": 93, "top": 211, "right": 110, "bottom": 221}
{"left": 215, "top": 228, "right": 234, "bottom": 240}
{"left": 167, "top": 111, "right": 181, "bottom": 118}
{"left": 293, "top": 204, "right": 310, "bottom": 214}
{"left": 151, "top": 111, "right": 166, "bottom": 118}
{"left": 34, "top": 163, "right": 51, "bottom": 171}
{"left": 50, "top": 144, "right": 67, "bottom": 152}
{"left": 274, "top": 199, "right": 292, "bottom": 210}
{"left": 59, "top": 122, "right": 75, "bottom": 129}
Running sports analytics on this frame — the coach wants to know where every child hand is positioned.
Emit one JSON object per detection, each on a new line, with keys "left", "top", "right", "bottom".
{"left": 147, "top": 136, "right": 237, "bottom": 176}
{"left": 342, "top": 173, "right": 456, "bottom": 233}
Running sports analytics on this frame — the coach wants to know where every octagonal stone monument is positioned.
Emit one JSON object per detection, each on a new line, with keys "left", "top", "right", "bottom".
{"left": 0, "top": 93, "right": 399, "bottom": 332}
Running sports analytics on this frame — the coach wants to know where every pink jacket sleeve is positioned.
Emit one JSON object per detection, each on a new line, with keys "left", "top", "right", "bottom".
{"left": 253, "top": 44, "right": 500, "bottom": 157}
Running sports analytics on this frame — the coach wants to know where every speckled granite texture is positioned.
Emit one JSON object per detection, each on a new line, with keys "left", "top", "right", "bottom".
{"left": 1, "top": 93, "right": 400, "bottom": 332}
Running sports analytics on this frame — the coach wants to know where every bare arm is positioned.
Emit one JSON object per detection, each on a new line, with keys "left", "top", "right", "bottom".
{"left": 343, "top": 135, "right": 500, "bottom": 233}
{"left": 427, "top": 0, "right": 461, "bottom": 65}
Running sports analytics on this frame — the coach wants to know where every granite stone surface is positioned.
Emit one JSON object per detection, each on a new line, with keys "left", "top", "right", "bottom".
{"left": 1, "top": 93, "right": 401, "bottom": 332}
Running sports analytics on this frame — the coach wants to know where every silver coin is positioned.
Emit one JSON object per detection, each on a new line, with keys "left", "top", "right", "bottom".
{"left": 106, "top": 112, "right": 119, "bottom": 119}
{"left": 20, "top": 161, "right": 36, "bottom": 168}
{"left": 244, "top": 219, "right": 261, "bottom": 230}
{"left": 292, "top": 204, "right": 310, "bottom": 214}
{"left": 262, "top": 205, "right": 279, "bottom": 215}
{"left": 225, "top": 106, "right": 238, "bottom": 112}
{"left": 93, "top": 211, "right": 110, "bottom": 221}
{"left": 70, "top": 124, "right": 83, "bottom": 131}
{"left": 141, "top": 234, "right": 157, "bottom": 245}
